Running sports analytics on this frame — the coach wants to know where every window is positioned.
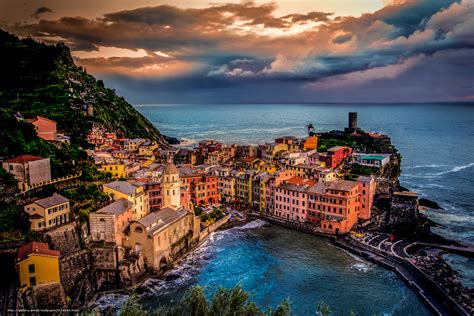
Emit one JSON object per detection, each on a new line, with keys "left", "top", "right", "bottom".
{"left": 28, "top": 264, "right": 35, "bottom": 273}
{"left": 29, "top": 276, "right": 36, "bottom": 286}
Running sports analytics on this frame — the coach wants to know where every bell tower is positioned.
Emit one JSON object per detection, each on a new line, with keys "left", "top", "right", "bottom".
{"left": 162, "top": 156, "right": 181, "bottom": 210}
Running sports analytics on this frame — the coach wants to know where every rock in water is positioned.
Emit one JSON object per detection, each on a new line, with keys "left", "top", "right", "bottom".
{"left": 419, "top": 198, "right": 443, "bottom": 210}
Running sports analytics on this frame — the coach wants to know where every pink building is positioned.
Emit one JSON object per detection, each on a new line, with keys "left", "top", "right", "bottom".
{"left": 266, "top": 169, "right": 295, "bottom": 215}
{"left": 357, "top": 176, "right": 376, "bottom": 220}
{"left": 89, "top": 198, "right": 133, "bottom": 246}
{"left": 274, "top": 177, "right": 316, "bottom": 222}
{"left": 27, "top": 116, "right": 57, "bottom": 141}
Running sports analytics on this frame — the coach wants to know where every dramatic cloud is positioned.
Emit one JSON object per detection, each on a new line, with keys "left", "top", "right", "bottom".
{"left": 30, "top": 7, "right": 54, "bottom": 19}
{"left": 6, "top": 0, "right": 474, "bottom": 102}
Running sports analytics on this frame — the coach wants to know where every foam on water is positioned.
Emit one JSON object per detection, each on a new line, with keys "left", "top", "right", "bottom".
{"left": 93, "top": 220, "right": 269, "bottom": 311}
{"left": 350, "top": 262, "right": 373, "bottom": 273}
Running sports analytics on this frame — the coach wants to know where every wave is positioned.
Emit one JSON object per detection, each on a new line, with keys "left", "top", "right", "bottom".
{"left": 405, "top": 164, "right": 447, "bottom": 169}
{"left": 350, "top": 262, "right": 373, "bottom": 273}
{"left": 177, "top": 138, "right": 198, "bottom": 147}
{"left": 428, "top": 162, "right": 474, "bottom": 176}
{"left": 234, "top": 219, "right": 268, "bottom": 230}
{"left": 402, "top": 162, "right": 474, "bottom": 179}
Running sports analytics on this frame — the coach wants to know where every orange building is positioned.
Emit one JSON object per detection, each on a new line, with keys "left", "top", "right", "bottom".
{"left": 27, "top": 116, "right": 57, "bottom": 141}
{"left": 307, "top": 180, "right": 360, "bottom": 234}
{"left": 180, "top": 169, "right": 220, "bottom": 205}
{"left": 303, "top": 136, "right": 318, "bottom": 150}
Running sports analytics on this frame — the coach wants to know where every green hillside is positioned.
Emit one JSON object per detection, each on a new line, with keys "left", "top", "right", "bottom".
{"left": 0, "top": 30, "right": 165, "bottom": 145}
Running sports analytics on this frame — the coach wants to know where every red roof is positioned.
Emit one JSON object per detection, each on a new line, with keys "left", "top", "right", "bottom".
{"left": 286, "top": 176, "right": 317, "bottom": 186}
{"left": 26, "top": 116, "right": 57, "bottom": 124}
{"left": 4, "top": 155, "right": 44, "bottom": 164}
{"left": 242, "top": 157, "right": 256, "bottom": 163}
{"left": 17, "top": 242, "right": 60, "bottom": 262}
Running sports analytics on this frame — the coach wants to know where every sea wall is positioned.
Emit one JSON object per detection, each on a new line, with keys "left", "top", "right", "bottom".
{"left": 199, "top": 215, "right": 231, "bottom": 242}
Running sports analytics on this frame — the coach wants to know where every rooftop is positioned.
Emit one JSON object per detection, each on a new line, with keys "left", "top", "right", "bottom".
{"left": 32, "top": 194, "right": 69, "bottom": 208}
{"left": 4, "top": 155, "right": 45, "bottom": 164}
{"left": 26, "top": 116, "right": 56, "bottom": 124}
{"left": 103, "top": 181, "right": 138, "bottom": 195}
{"left": 328, "top": 146, "right": 350, "bottom": 152}
{"left": 326, "top": 180, "right": 358, "bottom": 192}
{"left": 138, "top": 207, "right": 188, "bottom": 235}
{"left": 96, "top": 198, "right": 133, "bottom": 216}
{"left": 357, "top": 175, "right": 374, "bottom": 183}
{"left": 17, "top": 242, "right": 60, "bottom": 262}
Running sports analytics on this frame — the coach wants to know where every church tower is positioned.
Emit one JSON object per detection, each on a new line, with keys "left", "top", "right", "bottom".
{"left": 162, "top": 156, "right": 181, "bottom": 210}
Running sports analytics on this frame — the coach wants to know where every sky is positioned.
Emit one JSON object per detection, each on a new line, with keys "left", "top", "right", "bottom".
{"left": 1, "top": 0, "right": 473, "bottom": 103}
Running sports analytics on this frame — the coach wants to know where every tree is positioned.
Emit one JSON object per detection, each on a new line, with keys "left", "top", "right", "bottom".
{"left": 153, "top": 285, "right": 293, "bottom": 316}
{"left": 120, "top": 293, "right": 146, "bottom": 316}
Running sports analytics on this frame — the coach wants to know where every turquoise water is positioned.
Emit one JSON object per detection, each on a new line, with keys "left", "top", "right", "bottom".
{"left": 137, "top": 221, "right": 430, "bottom": 315}
{"left": 126, "top": 103, "right": 474, "bottom": 313}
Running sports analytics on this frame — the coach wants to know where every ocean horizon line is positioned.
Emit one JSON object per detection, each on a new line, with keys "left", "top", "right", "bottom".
{"left": 133, "top": 101, "right": 474, "bottom": 107}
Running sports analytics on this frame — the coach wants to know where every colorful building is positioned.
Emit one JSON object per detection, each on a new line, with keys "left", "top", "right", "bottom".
{"left": 180, "top": 169, "right": 220, "bottom": 205}
{"left": 325, "top": 146, "right": 353, "bottom": 169}
{"left": 24, "top": 194, "right": 70, "bottom": 231}
{"left": 303, "top": 136, "right": 318, "bottom": 150}
{"left": 357, "top": 176, "right": 376, "bottom": 220}
{"left": 26, "top": 116, "right": 57, "bottom": 141}
{"left": 17, "top": 242, "right": 61, "bottom": 288}
{"left": 100, "top": 162, "right": 127, "bottom": 178}
{"left": 89, "top": 198, "right": 133, "bottom": 246}
{"left": 103, "top": 181, "right": 150, "bottom": 220}
{"left": 307, "top": 180, "right": 360, "bottom": 234}
{"left": 274, "top": 177, "right": 316, "bottom": 222}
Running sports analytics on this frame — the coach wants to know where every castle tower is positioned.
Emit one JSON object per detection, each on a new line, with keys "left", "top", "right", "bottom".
{"left": 162, "top": 156, "right": 181, "bottom": 210}
{"left": 345, "top": 112, "right": 358, "bottom": 133}
{"left": 349, "top": 112, "right": 357, "bottom": 131}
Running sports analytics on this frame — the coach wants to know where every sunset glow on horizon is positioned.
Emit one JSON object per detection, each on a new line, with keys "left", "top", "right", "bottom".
{"left": 2, "top": 0, "right": 473, "bottom": 103}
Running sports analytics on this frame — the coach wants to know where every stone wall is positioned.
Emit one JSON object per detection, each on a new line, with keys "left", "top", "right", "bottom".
{"left": 118, "top": 254, "right": 146, "bottom": 287}
{"left": 44, "top": 222, "right": 81, "bottom": 255}
{"left": 59, "top": 249, "right": 92, "bottom": 296}
{"left": 91, "top": 245, "right": 117, "bottom": 270}
{"left": 199, "top": 214, "right": 230, "bottom": 242}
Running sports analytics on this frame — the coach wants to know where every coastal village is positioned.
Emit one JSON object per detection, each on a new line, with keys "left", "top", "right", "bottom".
{"left": 0, "top": 111, "right": 473, "bottom": 315}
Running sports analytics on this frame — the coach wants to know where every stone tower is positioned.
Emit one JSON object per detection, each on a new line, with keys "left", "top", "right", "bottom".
{"left": 349, "top": 112, "right": 357, "bottom": 131}
{"left": 162, "top": 156, "right": 181, "bottom": 210}
{"left": 345, "top": 112, "right": 358, "bottom": 133}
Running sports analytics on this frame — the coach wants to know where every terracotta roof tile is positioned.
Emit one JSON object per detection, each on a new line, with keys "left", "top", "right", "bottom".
{"left": 17, "top": 242, "right": 60, "bottom": 262}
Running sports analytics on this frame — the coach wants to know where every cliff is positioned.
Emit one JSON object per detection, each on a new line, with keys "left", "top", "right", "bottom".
{"left": 0, "top": 30, "right": 166, "bottom": 144}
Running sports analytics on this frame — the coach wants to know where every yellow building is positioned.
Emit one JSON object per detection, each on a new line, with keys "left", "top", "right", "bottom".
{"left": 24, "top": 195, "right": 70, "bottom": 231}
{"left": 259, "top": 175, "right": 270, "bottom": 213}
{"left": 304, "top": 136, "right": 318, "bottom": 150}
{"left": 101, "top": 162, "right": 126, "bottom": 178}
{"left": 235, "top": 171, "right": 253, "bottom": 206}
{"left": 257, "top": 162, "right": 278, "bottom": 173}
{"left": 218, "top": 176, "right": 236, "bottom": 202}
{"left": 17, "top": 242, "right": 61, "bottom": 288}
{"left": 138, "top": 142, "right": 158, "bottom": 156}
{"left": 103, "top": 181, "right": 150, "bottom": 220}
{"left": 272, "top": 143, "right": 289, "bottom": 156}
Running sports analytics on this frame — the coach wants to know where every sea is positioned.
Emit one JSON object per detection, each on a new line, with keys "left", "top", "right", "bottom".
{"left": 97, "top": 103, "right": 474, "bottom": 315}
